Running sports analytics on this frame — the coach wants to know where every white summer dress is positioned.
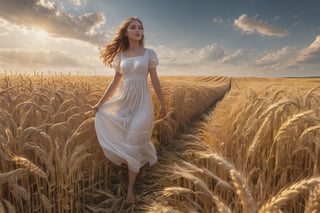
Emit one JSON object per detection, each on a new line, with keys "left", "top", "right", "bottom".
{"left": 94, "top": 48, "right": 158, "bottom": 173}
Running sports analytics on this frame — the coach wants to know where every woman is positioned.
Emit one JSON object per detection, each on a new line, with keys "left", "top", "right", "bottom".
{"left": 94, "top": 17, "right": 166, "bottom": 204}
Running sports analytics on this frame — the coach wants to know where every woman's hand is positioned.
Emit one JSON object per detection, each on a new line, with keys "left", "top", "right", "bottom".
{"left": 159, "top": 106, "right": 167, "bottom": 118}
{"left": 93, "top": 103, "right": 101, "bottom": 113}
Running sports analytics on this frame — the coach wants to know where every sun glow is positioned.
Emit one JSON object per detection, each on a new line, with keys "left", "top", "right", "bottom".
{"left": 33, "top": 29, "right": 49, "bottom": 41}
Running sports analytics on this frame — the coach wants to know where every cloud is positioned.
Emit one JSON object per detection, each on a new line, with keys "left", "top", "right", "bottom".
{"left": 234, "top": 14, "right": 288, "bottom": 37}
{"left": 0, "top": 47, "right": 108, "bottom": 75}
{"left": 212, "top": 16, "right": 224, "bottom": 24}
{"left": 146, "top": 43, "right": 319, "bottom": 77}
{"left": 0, "top": 23, "right": 109, "bottom": 74}
{"left": 296, "top": 35, "right": 320, "bottom": 64}
{"left": 152, "top": 45, "right": 261, "bottom": 76}
{"left": 194, "top": 45, "right": 225, "bottom": 61}
{"left": 256, "top": 46, "right": 297, "bottom": 66}
{"left": 153, "top": 44, "right": 225, "bottom": 68}
{"left": 70, "top": 0, "right": 86, "bottom": 5}
{"left": 221, "top": 49, "right": 251, "bottom": 64}
{"left": 0, "top": 0, "right": 107, "bottom": 46}
{"left": 0, "top": 49, "right": 80, "bottom": 67}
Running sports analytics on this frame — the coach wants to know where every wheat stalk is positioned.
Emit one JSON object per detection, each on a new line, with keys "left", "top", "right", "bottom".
{"left": 2, "top": 199, "right": 16, "bottom": 213}
{"left": 10, "top": 154, "right": 47, "bottom": 179}
{"left": 0, "top": 168, "right": 26, "bottom": 185}
{"left": 273, "top": 110, "right": 317, "bottom": 143}
{"left": 199, "top": 152, "right": 236, "bottom": 172}
{"left": 297, "top": 125, "right": 320, "bottom": 144}
{"left": 172, "top": 163, "right": 232, "bottom": 213}
{"left": 305, "top": 184, "right": 320, "bottom": 213}
{"left": 230, "top": 170, "right": 257, "bottom": 213}
{"left": 259, "top": 177, "right": 320, "bottom": 212}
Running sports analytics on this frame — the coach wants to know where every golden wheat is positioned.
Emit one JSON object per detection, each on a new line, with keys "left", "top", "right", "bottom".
{"left": 1, "top": 74, "right": 320, "bottom": 212}
{"left": 305, "top": 184, "right": 320, "bottom": 213}
{"left": 259, "top": 177, "right": 320, "bottom": 212}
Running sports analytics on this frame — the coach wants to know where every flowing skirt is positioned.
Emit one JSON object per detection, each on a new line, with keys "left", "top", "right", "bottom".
{"left": 94, "top": 78, "right": 157, "bottom": 173}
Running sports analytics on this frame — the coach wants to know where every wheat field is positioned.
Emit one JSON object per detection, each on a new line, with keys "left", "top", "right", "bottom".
{"left": 0, "top": 74, "right": 320, "bottom": 213}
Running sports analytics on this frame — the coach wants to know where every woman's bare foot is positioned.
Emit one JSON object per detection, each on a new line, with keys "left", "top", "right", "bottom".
{"left": 126, "top": 169, "right": 137, "bottom": 205}
{"left": 125, "top": 189, "right": 135, "bottom": 204}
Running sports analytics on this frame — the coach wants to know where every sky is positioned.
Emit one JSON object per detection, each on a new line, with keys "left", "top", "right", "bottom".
{"left": 0, "top": 0, "right": 320, "bottom": 77}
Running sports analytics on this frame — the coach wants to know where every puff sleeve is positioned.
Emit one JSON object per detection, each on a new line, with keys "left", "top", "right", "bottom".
{"left": 148, "top": 49, "right": 159, "bottom": 69}
{"left": 112, "top": 53, "right": 121, "bottom": 73}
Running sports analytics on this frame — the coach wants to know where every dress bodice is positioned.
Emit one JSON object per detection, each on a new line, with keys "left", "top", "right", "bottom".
{"left": 120, "top": 54, "right": 149, "bottom": 77}
{"left": 112, "top": 48, "right": 159, "bottom": 79}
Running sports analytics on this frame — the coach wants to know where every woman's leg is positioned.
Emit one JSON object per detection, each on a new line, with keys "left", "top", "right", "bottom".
{"left": 125, "top": 169, "right": 137, "bottom": 204}
{"left": 137, "top": 162, "right": 150, "bottom": 179}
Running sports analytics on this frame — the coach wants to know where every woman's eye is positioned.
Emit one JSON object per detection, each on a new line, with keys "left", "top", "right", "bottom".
{"left": 129, "top": 25, "right": 142, "bottom": 30}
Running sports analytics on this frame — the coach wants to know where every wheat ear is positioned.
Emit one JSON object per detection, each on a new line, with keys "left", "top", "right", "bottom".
{"left": 259, "top": 177, "right": 320, "bottom": 212}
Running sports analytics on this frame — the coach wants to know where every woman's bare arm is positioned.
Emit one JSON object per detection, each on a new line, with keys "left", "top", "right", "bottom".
{"left": 94, "top": 71, "right": 122, "bottom": 112}
{"left": 149, "top": 68, "right": 167, "bottom": 117}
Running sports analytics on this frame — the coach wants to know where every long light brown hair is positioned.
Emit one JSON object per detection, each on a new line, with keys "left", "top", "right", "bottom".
{"left": 100, "top": 17, "right": 145, "bottom": 67}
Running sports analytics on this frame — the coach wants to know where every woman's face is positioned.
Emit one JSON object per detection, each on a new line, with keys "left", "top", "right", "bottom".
{"left": 126, "top": 20, "right": 143, "bottom": 41}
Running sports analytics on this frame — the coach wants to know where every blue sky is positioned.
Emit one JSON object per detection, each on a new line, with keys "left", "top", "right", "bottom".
{"left": 0, "top": 0, "right": 320, "bottom": 77}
